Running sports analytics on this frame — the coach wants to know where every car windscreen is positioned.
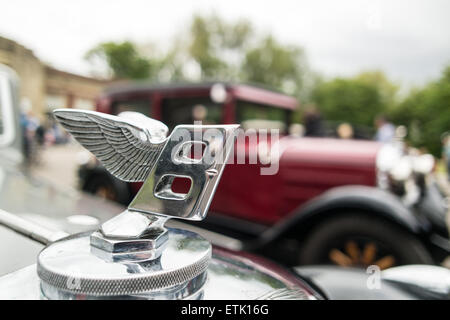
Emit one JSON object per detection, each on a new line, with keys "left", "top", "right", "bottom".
{"left": 111, "top": 97, "right": 152, "bottom": 117}
{"left": 161, "top": 97, "right": 222, "bottom": 131}
{"left": 236, "top": 100, "right": 290, "bottom": 133}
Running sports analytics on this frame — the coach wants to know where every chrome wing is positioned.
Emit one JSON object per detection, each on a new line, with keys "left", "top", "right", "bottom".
{"left": 53, "top": 109, "right": 168, "bottom": 182}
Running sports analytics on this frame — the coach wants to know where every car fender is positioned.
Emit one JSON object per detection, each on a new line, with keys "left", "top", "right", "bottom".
{"left": 254, "top": 185, "right": 429, "bottom": 249}
{"left": 78, "top": 163, "right": 108, "bottom": 188}
{"left": 78, "top": 164, "right": 131, "bottom": 205}
{"left": 294, "top": 265, "right": 450, "bottom": 300}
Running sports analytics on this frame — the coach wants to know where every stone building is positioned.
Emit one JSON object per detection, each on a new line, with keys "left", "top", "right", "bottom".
{"left": 0, "top": 36, "right": 110, "bottom": 119}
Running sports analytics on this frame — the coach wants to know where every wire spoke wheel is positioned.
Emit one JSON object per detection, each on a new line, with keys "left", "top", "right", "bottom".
{"left": 329, "top": 240, "right": 396, "bottom": 270}
{"left": 299, "top": 214, "right": 433, "bottom": 268}
{"left": 95, "top": 185, "right": 117, "bottom": 201}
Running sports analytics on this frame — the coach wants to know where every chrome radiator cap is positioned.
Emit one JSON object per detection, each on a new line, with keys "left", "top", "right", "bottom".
{"left": 37, "top": 229, "right": 211, "bottom": 299}
{"left": 38, "top": 109, "right": 238, "bottom": 299}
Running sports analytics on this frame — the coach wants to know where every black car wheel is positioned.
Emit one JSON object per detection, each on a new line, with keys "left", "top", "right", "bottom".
{"left": 300, "top": 214, "right": 434, "bottom": 270}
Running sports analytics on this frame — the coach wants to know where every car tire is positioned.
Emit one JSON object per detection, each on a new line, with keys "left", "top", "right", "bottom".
{"left": 299, "top": 214, "right": 434, "bottom": 269}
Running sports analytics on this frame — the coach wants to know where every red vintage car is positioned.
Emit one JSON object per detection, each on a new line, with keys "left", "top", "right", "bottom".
{"left": 77, "top": 82, "right": 449, "bottom": 269}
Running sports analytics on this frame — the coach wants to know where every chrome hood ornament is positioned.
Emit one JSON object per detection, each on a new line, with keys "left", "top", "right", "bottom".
{"left": 53, "top": 109, "right": 168, "bottom": 182}
{"left": 37, "top": 109, "right": 239, "bottom": 299}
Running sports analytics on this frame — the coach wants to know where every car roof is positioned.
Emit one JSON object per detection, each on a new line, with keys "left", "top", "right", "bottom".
{"left": 103, "top": 81, "right": 298, "bottom": 110}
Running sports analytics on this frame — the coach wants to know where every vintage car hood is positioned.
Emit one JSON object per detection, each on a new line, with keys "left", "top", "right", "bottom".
{"left": 0, "top": 157, "right": 124, "bottom": 276}
{"left": 0, "top": 158, "right": 123, "bottom": 235}
{"left": 272, "top": 137, "right": 381, "bottom": 214}
{"left": 296, "top": 265, "right": 450, "bottom": 300}
{"left": 279, "top": 137, "right": 381, "bottom": 168}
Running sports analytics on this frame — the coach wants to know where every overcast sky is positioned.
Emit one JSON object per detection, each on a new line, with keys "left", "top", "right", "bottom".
{"left": 1, "top": 0, "right": 449, "bottom": 88}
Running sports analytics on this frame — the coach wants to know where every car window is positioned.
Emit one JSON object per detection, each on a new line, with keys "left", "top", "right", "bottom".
{"left": 112, "top": 98, "right": 151, "bottom": 117}
{"left": 161, "top": 97, "right": 222, "bottom": 130}
{"left": 236, "top": 100, "right": 289, "bottom": 132}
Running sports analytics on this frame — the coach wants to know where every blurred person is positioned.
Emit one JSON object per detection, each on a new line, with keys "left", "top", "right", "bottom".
{"left": 49, "top": 122, "right": 69, "bottom": 144}
{"left": 192, "top": 104, "right": 215, "bottom": 124}
{"left": 303, "top": 105, "right": 324, "bottom": 137}
{"left": 19, "top": 110, "right": 31, "bottom": 162}
{"left": 374, "top": 115, "right": 395, "bottom": 143}
{"left": 442, "top": 131, "right": 450, "bottom": 180}
{"left": 337, "top": 122, "right": 354, "bottom": 139}
{"left": 19, "top": 98, "right": 40, "bottom": 164}
{"left": 35, "top": 124, "right": 46, "bottom": 146}
{"left": 289, "top": 123, "right": 304, "bottom": 137}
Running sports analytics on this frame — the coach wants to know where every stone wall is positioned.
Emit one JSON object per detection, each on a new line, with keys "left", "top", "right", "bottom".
{"left": 0, "top": 36, "right": 110, "bottom": 118}
{"left": 45, "top": 66, "right": 109, "bottom": 110}
{"left": 0, "top": 36, "right": 46, "bottom": 116}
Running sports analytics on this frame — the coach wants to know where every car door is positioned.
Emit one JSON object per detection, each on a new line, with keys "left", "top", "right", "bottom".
{"left": 209, "top": 100, "right": 288, "bottom": 225}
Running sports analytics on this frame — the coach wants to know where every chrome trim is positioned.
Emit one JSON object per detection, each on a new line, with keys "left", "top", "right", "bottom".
{"left": 0, "top": 209, "right": 68, "bottom": 245}
{"left": 0, "top": 248, "right": 317, "bottom": 300}
{"left": 382, "top": 265, "right": 450, "bottom": 298}
{"left": 129, "top": 124, "right": 239, "bottom": 221}
{"left": 53, "top": 109, "right": 168, "bottom": 182}
{"left": 39, "top": 271, "right": 207, "bottom": 300}
{"left": 37, "top": 229, "right": 211, "bottom": 298}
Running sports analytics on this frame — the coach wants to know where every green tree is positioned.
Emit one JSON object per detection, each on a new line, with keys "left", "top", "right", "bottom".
{"left": 188, "top": 15, "right": 227, "bottom": 78}
{"left": 85, "top": 41, "right": 152, "bottom": 79}
{"left": 187, "top": 14, "right": 253, "bottom": 79}
{"left": 356, "top": 71, "right": 399, "bottom": 110}
{"left": 85, "top": 14, "right": 313, "bottom": 103}
{"left": 175, "top": 14, "right": 311, "bottom": 95}
{"left": 311, "top": 75, "right": 388, "bottom": 127}
{"left": 390, "top": 66, "right": 450, "bottom": 156}
{"left": 242, "top": 36, "right": 308, "bottom": 95}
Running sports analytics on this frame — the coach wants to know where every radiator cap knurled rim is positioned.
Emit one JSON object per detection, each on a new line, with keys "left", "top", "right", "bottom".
{"left": 37, "top": 228, "right": 211, "bottom": 297}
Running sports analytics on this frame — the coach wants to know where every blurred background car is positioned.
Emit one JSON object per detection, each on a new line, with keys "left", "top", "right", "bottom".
{"left": 74, "top": 81, "right": 449, "bottom": 270}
